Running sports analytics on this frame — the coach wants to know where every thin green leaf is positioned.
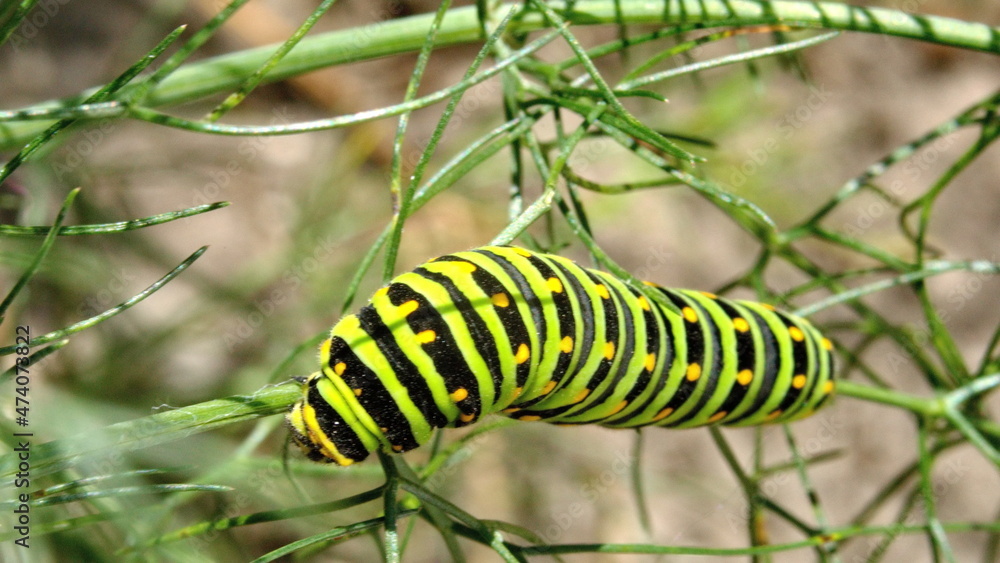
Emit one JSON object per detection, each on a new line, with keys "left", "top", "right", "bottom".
{"left": 618, "top": 31, "right": 841, "bottom": 90}
{"left": 125, "top": 28, "right": 564, "bottom": 136}
{"left": 0, "top": 0, "right": 39, "bottom": 46}
{"left": 250, "top": 512, "right": 417, "bottom": 563}
{"left": 0, "top": 26, "right": 186, "bottom": 184}
{"left": 134, "top": 486, "right": 384, "bottom": 548}
{"left": 27, "top": 484, "right": 231, "bottom": 508}
{"left": 0, "top": 188, "right": 79, "bottom": 319}
{"left": 0, "top": 246, "right": 209, "bottom": 353}
{"left": 206, "top": 0, "right": 339, "bottom": 120}
{"left": 0, "top": 202, "right": 229, "bottom": 237}
{"left": 0, "top": 381, "right": 300, "bottom": 481}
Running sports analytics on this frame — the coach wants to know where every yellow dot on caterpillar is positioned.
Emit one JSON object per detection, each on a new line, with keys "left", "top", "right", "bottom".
{"left": 683, "top": 307, "right": 698, "bottom": 323}
{"left": 821, "top": 338, "right": 833, "bottom": 350}
{"left": 737, "top": 369, "right": 754, "bottom": 385}
{"left": 560, "top": 335, "right": 574, "bottom": 353}
{"left": 595, "top": 284, "right": 610, "bottom": 299}
{"left": 762, "top": 303, "right": 776, "bottom": 311}
{"left": 652, "top": 407, "right": 673, "bottom": 422}
{"left": 353, "top": 388, "right": 362, "bottom": 397}
{"left": 637, "top": 296, "right": 650, "bottom": 311}
{"left": 515, "top": 343, "right": 530, "bottom": 364}
{"left": 416, "top": 330, "right": 436, "bottom": 344}
{"left": 547, "top": 277, "right": 564, "bottom": 293}
{"left": 392, "top": 444, "right": 403, "bottom": 452}
{"left": 398, "top": 300, "right": 419, "bottom": 316}
{"left": 733, "top": 317, "right": 750, "bottom": 332}
{"left": 608, "top": 400, "right": 628, "bottom": 415}
{"left": 604, "top": 341, "right": 616, "bottom": 360}
{"left": 380, "top": 427, "right": 388, "bottom": 433}
{"left": 789, "top": 326, "right": 805, "bottom": 341}
{"left": 642, "top": 280, "right": 657, "bottom": 287}
{"left": 451, "top": 261, "right": 477, "bottom": 274}
{"left": 572, "top": 389, "right": 590, "bottom": 403}
{"left": 686, "top": 363, "right": 701, "bottom": 381}
{"left": 502, "top": 407, "right": 520, "bottom": 414}
{"left": 374, "top": 287, "right": 389, "bottom": 299}
{"left": 823, "top": 380, "right": 835, "bottom": 394}
{"left": 459, "top": 412, "right": 476, "bottom": 423}
{"left": 792, "top": 374, "right": 807, "bottom": 389}
{"left": 701, "top": 291, "right": 717, "bottom": 299}
{"left": 519, "top": 415, "right": 542, "bottom": 422}
{"left": 513, "top": 247, "right": 532, "bottom": 257}
{"left": 541, "top": 381, "right": 557, "bottom": 395}
{"left": 708, "top": 411, "right": 728, "bottom": 423}
{"left": 766, "top": 410, "right": 783, "bottom": 421}
{"left": 491, "top": 293, "right": 510, "bottom": 307}
{"left": 334, "top": 362, "right": 346, "bottom": 376}
{"left": 644, "top": 353, "right": 656, "bottom": 372}
{"left": 512, "top": 387, "right": 523, "bottom": 398}
{"left": 450, "top": 388, "right": 469, "bottom": 402}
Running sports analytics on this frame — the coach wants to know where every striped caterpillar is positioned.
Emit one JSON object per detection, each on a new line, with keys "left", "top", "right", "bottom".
{"left": 287, "top": 246, "right": 835, "bottom": 465}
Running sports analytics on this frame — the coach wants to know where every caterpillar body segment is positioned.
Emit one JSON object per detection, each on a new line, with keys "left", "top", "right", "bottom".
{"left": 287, "top": 246, "right": 835, "bottom": 465}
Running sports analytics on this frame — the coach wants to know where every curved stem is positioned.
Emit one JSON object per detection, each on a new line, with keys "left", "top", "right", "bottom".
{"left": 2, "top": 1, "right": 997, "bottom": 148}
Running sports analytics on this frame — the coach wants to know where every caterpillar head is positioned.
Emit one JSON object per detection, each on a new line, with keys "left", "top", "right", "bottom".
{"left": 286, "top": 371, "right": 372, "bottom": 466}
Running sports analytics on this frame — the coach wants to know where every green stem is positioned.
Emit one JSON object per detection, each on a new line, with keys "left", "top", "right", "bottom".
{"left": 378, "top": 452, "right": 402, "bottom": 563}
{"left": 3, "top": 1, "right": 998, "bottom": 148}
{"left": 833, "top": 380, "right": 941, "bottom": 417}
{"left": 514, "top": 519, "right": 1000, "bottom": 556}
{"left": 0, "top": 381, "right": 301, "bottom": 481}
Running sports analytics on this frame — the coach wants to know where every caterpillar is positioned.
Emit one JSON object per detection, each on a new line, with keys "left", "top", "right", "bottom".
{"left": 287, "top": 246, "right": 835, "bottom": 466}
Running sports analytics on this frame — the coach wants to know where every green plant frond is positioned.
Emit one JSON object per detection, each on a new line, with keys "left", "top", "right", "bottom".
{"left": 0, "top": 246, "right": 208, "bottom": 358}
{"left": 0, "top": 188, "right": 78, "bottom": 319}
{"left": 23, "top": 483, "right": 233, "bottom": 509}
{"left": 205, "top": 0, "right": 340, "bottom": 121}
{"left": 0, "top": 25, "right": 186, "bottom": 184}
{"left": 0, "top": 202, "right": 229, "bottom": 237}
{"left": 130, "top": 486, "right": 385, "bottom": 550}
{"left": 250, "top": 512, "right": 418, "bottom": 563}
{"left": 0, "top": 382, "right": 300, "bottom": 481}
{"left": 618, "top": 30, "right": 841, "bottom": 90}
{"left": 4, "top": 1, "right": 998, "bottom": 149}
{"left": 5, "top": 1, "right": 1000, "bottom": 560}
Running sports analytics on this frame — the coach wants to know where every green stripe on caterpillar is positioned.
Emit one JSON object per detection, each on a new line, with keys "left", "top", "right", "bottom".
{"left": 287, "top": 246, "right": 835, "bottom": 466}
